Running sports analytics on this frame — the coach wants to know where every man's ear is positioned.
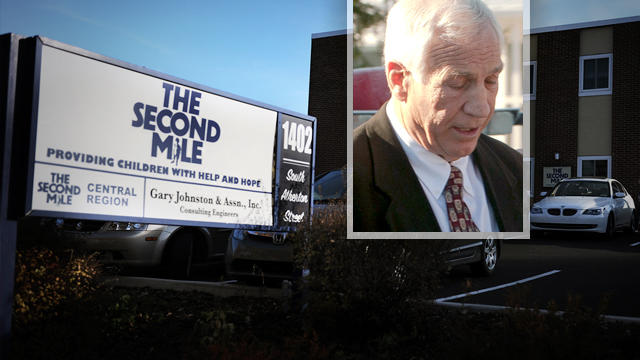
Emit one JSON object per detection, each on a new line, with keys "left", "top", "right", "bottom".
{"left": 386, "top": 61, "right": 409, "bottom": 102}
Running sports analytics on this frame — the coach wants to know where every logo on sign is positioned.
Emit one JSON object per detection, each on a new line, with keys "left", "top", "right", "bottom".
{"left": 131, "top": 83, "right": 221, "bottom": 166}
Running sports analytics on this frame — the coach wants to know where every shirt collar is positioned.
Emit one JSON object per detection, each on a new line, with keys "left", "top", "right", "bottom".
{"left": 386, "top": 100, "right": 476, "bottom": 199}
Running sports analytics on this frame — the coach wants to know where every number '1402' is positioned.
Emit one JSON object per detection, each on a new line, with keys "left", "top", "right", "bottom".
{"left": 282, "top": 120, "right": 312, "bottom": 154}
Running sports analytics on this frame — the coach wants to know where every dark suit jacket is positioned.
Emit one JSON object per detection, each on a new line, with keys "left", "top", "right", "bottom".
{"left": 353, "top": 103, "right": 523, "bottom": 232}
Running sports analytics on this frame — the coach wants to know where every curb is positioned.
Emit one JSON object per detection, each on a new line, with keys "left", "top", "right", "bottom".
{"left": 103, "top": 276, "right": 283, "bottom": 298}
{"left": 432, "top": 300, "right": 640, "bottom": 324}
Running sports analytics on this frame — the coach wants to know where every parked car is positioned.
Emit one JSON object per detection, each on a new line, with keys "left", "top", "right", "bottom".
{"left": 57, "top": 219, "right": 230, "bottom": 278}
{"left": 445, "top": 239, "right": 502, "bottom": 276}
{"left": 225, "top": 167, "right": 503, "bottom": 279}
{"left": 225, "top": 167, "right": 346, "bottom": 279}
{"left": 530, "top": 177, "right": 636, "bottom": 236}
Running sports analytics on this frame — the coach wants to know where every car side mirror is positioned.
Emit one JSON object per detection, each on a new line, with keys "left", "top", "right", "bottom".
{"left": 614, "top": 192, "right": 626, "bottom": 198}
{"left": 539, "top": 191, "right": 548, "bottom": 197}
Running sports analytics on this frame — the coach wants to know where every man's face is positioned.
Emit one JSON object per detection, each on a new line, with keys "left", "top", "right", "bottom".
{"left": 404, "top": 23, "right": 502, "bottom": 162}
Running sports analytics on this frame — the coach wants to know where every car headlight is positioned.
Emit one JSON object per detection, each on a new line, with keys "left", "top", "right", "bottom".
{"left": 582, "top": 208, "right": 602, "bottom": 216}
{"left": 531, "top": 207, "right": 543, "bottom": 214}
{"left": 101, "top": 222, "right": 148, "bottom": 231}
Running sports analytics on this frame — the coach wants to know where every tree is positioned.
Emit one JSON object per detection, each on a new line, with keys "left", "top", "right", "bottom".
{"left": 353, "top": 0, "right": 387, "bottom": 67}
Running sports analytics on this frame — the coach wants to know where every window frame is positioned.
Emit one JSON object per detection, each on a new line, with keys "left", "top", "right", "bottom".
{"left": 579, "top": 53, "right": 613, "bottom": 97}
{"left": 577, "top": 155, "right": 611, "bottom": 178}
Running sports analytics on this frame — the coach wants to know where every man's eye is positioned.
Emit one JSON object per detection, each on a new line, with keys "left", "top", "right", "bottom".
{"left": 446, "top": 78, "right": 466, "bottom": 89}
{"left": 485, "top": 76, "right": 498, "bottom": 86}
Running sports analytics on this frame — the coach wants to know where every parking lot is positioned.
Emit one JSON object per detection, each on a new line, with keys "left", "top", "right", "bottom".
{"left": 107, "top": 230, "right": 640, "bottom": 321}
{"left": 435, "top": 234, "right": 640, "bottom": 320}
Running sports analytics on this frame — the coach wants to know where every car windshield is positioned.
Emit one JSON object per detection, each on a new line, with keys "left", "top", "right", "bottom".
{"left": 550, "top": 181, "right": 610, "bottom": 197}
{"left": 313, "top": 168, "right": 346, "bottom": 201}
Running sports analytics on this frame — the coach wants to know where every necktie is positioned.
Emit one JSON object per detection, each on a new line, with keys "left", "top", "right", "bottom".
{"left": 444, "top": 165, "right": 479, "bottom": 232}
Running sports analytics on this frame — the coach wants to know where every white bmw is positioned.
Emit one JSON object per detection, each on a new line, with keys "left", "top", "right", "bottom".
{"left": 531, "top": 178, "right": 637, "bottom": 236}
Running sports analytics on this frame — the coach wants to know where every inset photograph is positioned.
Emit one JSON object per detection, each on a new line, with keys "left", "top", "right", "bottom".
{"left": 350, "top": 0, "right": 526, "bottom": 237}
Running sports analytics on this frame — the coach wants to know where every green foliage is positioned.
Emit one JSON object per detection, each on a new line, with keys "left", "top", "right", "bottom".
{"left": 354, "top": 0, "right": 387, "bottom": 67}
{"left": 431, "top": 284, "right": 640, "bottom": 360}
{"left": 354, "top": 0, "right": 386, "bottom": 37}
{"left": 10, "top": 236, "right": 640, "bottom": 359}
{"left": 195, "top": 310, "right": 236, "bottom": 346}
{"left": 294, "top": 206, "right": 447, "bottom": 309}
{"left": 291, "top": 206, "right": 449, "bottom": 349}
{"left": 107, "top": 293, "right": 151, "bottom": 332}
{"left": 205, "top": 331, "right": 330, "bottom": 360}
{"left": 13, "top": 247, "right": 102, "bottom": 324}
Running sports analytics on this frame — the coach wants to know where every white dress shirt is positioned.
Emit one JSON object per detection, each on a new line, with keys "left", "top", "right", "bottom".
{"left": 386, "top": 101, "right": 499, "bottom": 232}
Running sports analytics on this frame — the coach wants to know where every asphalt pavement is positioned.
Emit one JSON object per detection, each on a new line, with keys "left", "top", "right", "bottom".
{"left": 435, "top": 233, "right": 640, "bottom": 319}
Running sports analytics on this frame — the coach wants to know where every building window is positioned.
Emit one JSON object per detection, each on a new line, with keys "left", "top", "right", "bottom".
{"left": 578, "top": 156, "right": 611, "bottom": 177}
{"left": 579, "top": 54, "right": 612, "bottom": 96}
{"left": 524, "top": 61, "right": 536, "bottom": 101}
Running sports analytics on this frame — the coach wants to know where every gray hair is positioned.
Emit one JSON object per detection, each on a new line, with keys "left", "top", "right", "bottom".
{"left": 383, "top": 0, "right": 503, "bottom": 82}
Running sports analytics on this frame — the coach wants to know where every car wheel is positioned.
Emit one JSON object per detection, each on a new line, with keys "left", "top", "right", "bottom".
{"left": 471, "top": 238, "right": 498, "bottom": 276}
{"left": 163, "top": 232, "right": 194, "bottom": 279}
{"left": 605, "top": 214, "right": 615, "bottom": 238}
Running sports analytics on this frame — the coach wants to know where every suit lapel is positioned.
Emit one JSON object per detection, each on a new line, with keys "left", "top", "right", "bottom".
{"left": 472, "top": 135, "right": 518, "bottom": 231}
{"left": 366, "top": 105, "right": 441, "bottom": 231}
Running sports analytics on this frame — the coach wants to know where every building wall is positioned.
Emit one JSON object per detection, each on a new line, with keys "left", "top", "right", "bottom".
{"left": 532, "top": 20, "right": 640, "bottom": 201}
{"left": 580, "top": 27, "right": 613, "bottom": 55}
{"left": 534, "top": 30, "right": 580, "bottom": 199}
{"left": 308, "top": 33, "right": 347, "bottom": 176}
{"left": 577, "top": 27, "right": 612, "bottom": 158}
{"left": 612, "top": 21, "right": 640, "bottom": 198}
{"left": 577, "top": 96, "right": 611, "bottom": 156}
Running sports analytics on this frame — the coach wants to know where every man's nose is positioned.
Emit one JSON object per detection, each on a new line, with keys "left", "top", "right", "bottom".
{"left": 463, "top": 84, "right": 491, "bottom": 118}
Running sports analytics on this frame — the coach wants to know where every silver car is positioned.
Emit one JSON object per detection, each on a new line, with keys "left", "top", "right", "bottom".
{"left": 225, "top": 230, "right": 294, "bottom": 279}
{"left": 445, "top": 239, "right": 503, "bottom": 276}
{"left": 58, "top": 219, "right": 230, "bottom": 278}
{"left": 531, "top": 177, "right": 636, "bottom": 236}
{"left": 225, "top": 167, "right": 346, "bottom": 279}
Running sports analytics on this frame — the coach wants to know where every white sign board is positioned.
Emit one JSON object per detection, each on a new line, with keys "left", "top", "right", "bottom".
{"left": 28, "top": 44, "right": 277, "bottom": 226}
{"left": 543, "top": 166, "right": 571, "bottom": 188}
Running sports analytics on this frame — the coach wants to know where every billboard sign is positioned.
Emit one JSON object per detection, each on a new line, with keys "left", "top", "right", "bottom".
{"left": 24, "top": 37, "right": 315, "bottom": 229}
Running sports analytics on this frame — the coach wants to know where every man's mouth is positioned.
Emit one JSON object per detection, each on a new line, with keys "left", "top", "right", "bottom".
{"left": 452, "top": 126, "right": 480, "bottom": 136}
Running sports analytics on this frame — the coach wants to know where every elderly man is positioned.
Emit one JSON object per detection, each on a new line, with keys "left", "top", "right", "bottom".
{"left": 353, "top": 0, "right": 522, "bottom": 232}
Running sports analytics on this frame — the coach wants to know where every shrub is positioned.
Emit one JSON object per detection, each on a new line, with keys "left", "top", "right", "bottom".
{"left": 13, "top": 247, "right": 102, "bottom": 324}
{"left": 291, "top": 205, "right": 449, "bottom": 344}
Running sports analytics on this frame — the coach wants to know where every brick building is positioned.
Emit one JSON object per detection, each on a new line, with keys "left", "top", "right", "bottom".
{"left": 308, "top": 30, "right": 347, "bottom": 176}
{"left": 527, "top": 16, "right": 640, "bottom": 201}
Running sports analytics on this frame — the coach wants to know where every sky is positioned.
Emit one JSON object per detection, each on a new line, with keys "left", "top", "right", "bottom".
{"left": 0, "top": 0, "right": 347, "bottom": 115}
{"left": 527, "top": 0, "right": 640, "bottom": 31}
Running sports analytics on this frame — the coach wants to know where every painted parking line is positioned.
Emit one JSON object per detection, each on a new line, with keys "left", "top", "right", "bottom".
{"left": 630, "top": 242, "right": 640, "bottom": 247}
{"left": 434, "top": 270, "right": 562, "bottom": 303}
